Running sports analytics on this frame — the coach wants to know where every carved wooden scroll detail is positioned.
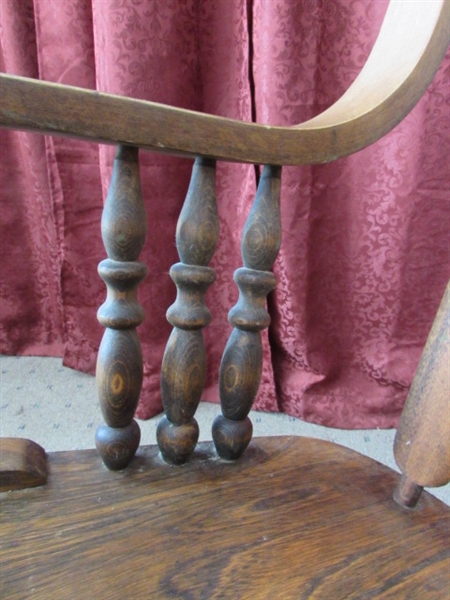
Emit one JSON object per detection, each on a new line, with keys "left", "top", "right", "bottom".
{"left": 95, "top": 145, "right": 147, "bottom": 470}
{"left": 157, "top": 158, "right": 218, "bottom": 464}
{"left": 213, "top": 165, "right": 282, "bottom": 460}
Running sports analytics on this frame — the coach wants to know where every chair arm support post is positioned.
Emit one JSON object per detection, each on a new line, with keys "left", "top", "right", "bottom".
{"left": 95, "top": 146, "right": 147, "bottom": 470}
{"left": 213, "top": 165, "right": 282, "bottom": 460}
{"left": 157, "top": 158, "right": 218, "bottom": 464}
{"left": 394, "top": 280, "right": 450, "bottom": 501}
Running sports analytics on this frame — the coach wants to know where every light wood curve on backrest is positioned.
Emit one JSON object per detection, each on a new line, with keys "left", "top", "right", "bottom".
{"left": 0, "top": 0, "right": 449, "bottom": 165}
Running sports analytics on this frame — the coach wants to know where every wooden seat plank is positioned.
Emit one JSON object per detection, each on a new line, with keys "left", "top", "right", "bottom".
{"left": 1, "top": 437, "right": 448, "bottom": 599}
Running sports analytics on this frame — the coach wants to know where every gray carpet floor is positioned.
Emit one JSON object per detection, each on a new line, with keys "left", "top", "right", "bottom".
{"left": 1, "top": 354, "right": 448, "bottom": 505}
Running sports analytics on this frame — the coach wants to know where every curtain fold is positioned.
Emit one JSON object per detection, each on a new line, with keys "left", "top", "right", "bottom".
{"left": 251, "top": 0, "right": 449, "bottom": 427}
{"left": 1, "top": 0, "right": 449, "bottom": 428}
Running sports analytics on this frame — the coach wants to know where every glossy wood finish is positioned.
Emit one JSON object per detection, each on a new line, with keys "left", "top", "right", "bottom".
{"left": 0, "top": 0, "right": 448, "bottom": 165}
{"left": 394, "top": 280, "right": 450, "bottom": 504}
{"left": 213, "top": 166, "right": 281, "bottom": 459}
{"left": 95, "top": 146, "right": 147, "bottom": 470}
{"left": 158, "top": 158, "right": 218, "bottom": 464}
{"left": 1, "top": 437, "right": 449, "bottom": 600}
{"left": 0, "top": 438, "right": 47, "bottom": 491}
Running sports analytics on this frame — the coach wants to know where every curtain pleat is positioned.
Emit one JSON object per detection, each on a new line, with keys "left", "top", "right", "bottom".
{"left": 1, "top": 0, "right": 448, "bottom": 428}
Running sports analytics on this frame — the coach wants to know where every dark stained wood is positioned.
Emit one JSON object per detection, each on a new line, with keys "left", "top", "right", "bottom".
{"left": 241, "top": 166, "right": 282, "bottom": 272}
{"left": 0, "top": 438, "right": 47, "bottom": 492}
{"left": 394, "top": 474, "right": 424, "bottom": 509}
{"left": 1, "top": 437, "right": 449, "bottom": 600}
{"left": 219, "top": 329, "right": 264, "bottom": 421}
{"left": 95, "top": 146, "right": 147, "bottom": 470}
{"left": 161, "top": 329, "right": 208, "bottom": 423}
{"left": 0, "top": 1, "right": 448, "bottom": 165}
{"left": 175, "top": 158, "right": 218, "bottom": 267}
{"left": 100, "top": 145, "right": 147, "bottom": 261}
{"left": 212, "top": 414, "right": 254, "bottom": 461}
{"left": 394, "top": 280, "right": 450, "bottom": 504}
{"left": 213, "top": 166, "right": 281, "bottom": 459}
{"left": 156, "top": 416, "right": 200, "bottom": 466}
{"left": 165, "top": 264, "right": 216, "bottom": 330}
{"left": 1, "top": 4, "right": 450, "bottom": 597}
{"left": 158, "top": 159, "right": 218, "bottom": 464}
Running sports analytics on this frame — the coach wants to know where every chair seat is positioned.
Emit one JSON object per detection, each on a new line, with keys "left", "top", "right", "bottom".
{"left": 1, "top": 436, "right": 448, "bottom": 599}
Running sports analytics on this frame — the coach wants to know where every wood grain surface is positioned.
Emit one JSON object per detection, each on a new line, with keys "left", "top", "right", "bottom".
{"left": 213, "top": 166, "right": 281, "bottom": 460}
{"left": 0, "top": 438, "right": 47, "bottom": 492}
{"left": 95, "top": 146, "right": 147, "bottom": 470}
{"left": 0, "top": 1, "right": 448, "bottom": 165}
{"left": 158, "top": 159, "right": 218, "bottom": 464}
{"left": 1, "top": 437, "right": 448, "bottom": 599}
{"left": 394, "top": 280, "right": 450, "bottom": 489}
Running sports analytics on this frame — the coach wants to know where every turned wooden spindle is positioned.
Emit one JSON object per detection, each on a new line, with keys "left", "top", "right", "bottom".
{"left": 157, "top": 158, "right": 218, "bottom": 464}
{"left": 95, "top": 145, "right": 147, "bottom": 470}
{"left": 213, "top": 165, "right": 282, "bottom": 460}
{"left": 393, "top": 280, "right": 450, "bottom": 508}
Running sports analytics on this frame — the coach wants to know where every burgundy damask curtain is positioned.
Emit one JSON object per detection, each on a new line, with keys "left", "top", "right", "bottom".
{"left": 1, "top": 0, "right": 449, "bottom": 429}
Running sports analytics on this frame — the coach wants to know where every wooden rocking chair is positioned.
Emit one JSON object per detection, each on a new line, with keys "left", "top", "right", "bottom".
{"left": 1, "top": 1, "right": 449, "bottom": 598}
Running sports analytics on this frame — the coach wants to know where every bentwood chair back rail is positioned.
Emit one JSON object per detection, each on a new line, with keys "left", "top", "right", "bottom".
{"left": 1, "top": 1, "right": 449, "bottom": 598}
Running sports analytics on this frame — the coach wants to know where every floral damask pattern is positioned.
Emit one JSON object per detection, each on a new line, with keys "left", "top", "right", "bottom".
{"left": 0, "top": 0, "right": 64, "bottom": 356}
{"left": 0, "top": 0, "right": 448, "bottom": 427}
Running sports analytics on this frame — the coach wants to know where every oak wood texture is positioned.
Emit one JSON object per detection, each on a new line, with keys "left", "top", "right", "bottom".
{"left": 213, "top": 166, "right": 281, "bottom": 460}
{"left": 0, "top": 0, "right": 448, "bottom": 165}
{"left": 95, "top": 146, "right": 147, "bottom": 470}
{"left": 158, "top": 159, "right": 218, "bottom": 464}
{"left": 1, "top": 437, "right": 449, "bottom": 600}
{"left": 0, "top": 438, "right": 47, "bottom": 492}
{"left": 1, "top": 4, "right": 449, "bottom": 597}
{"left": 394, "top": 280, "right": 450, "bottom": 494}
{"left": 394, "top": 474, "right": 424, "bottom": 510}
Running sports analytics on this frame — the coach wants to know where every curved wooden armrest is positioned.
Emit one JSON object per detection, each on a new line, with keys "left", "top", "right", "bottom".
{"left": 0, "top": 0, "right": 448, "bottom": 165}
{"left": 0, "top": 438, "right": 47, "bottom": 492}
